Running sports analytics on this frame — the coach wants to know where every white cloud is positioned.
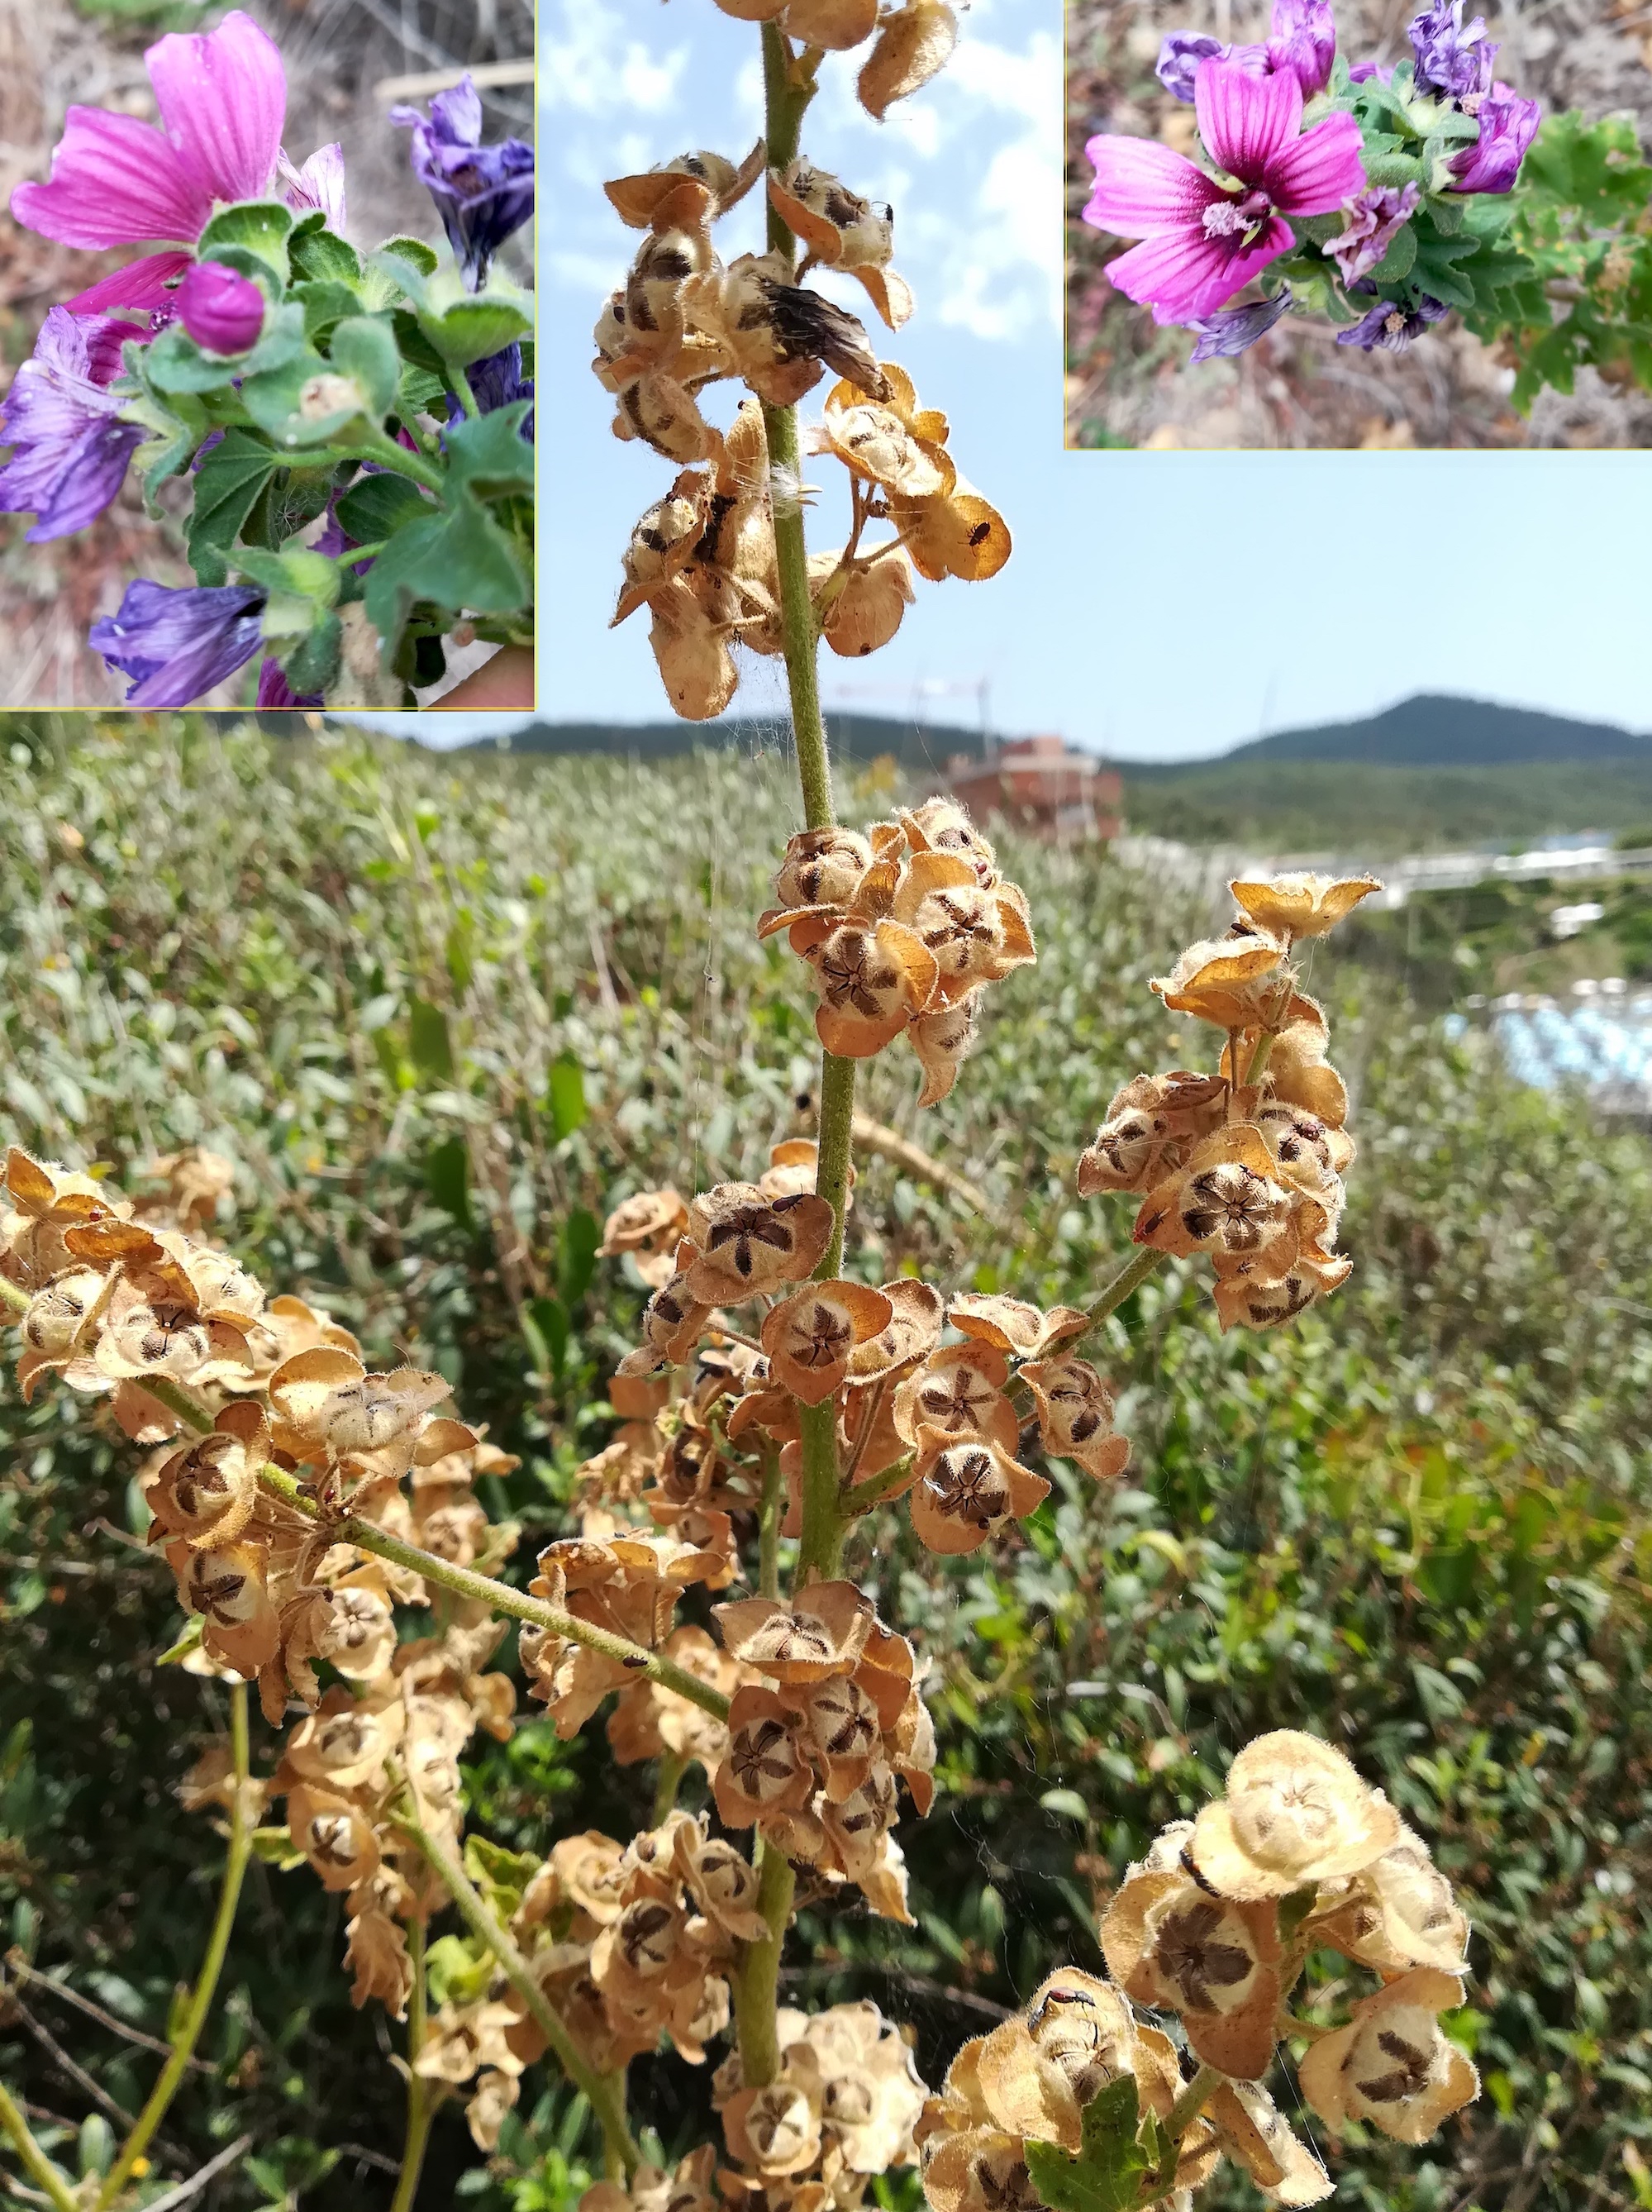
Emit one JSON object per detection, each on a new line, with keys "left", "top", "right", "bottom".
{"left": 540, "top": 0, "right": 689, "bottom": 116}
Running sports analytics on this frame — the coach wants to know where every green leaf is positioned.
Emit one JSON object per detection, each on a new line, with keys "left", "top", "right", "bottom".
{"left": 444, "top": 403, "right": 536, "bottom": 502}
{"left": 330, "top": 315, "right": 401, "bottom": 418}
{"left": 375, "top": 235, "right": 440, "bottom": 280}
{"left": 408, "top": 997, "right": 454, "bottom": 1082}
{"left": 425, "top": 1133, "right": 471, "bottom": 1225}
{"left": 1025, "top": 2079, "right": 1151, "bottom": 2212}
{"left": 362, "top": 496, "right": 530, "bottom": 656}
{"left": 426, "top": 295, "right": 534, "bottom": 368}
{"left": 335, "top": 471, "right": 430, "bottom": 545}
{"left": 186, "top": 429, "right": 276, "bottom": 587}
{"left": 1040, "top": 1788, "right": 1090, "bottom": 1820}
{"left": 244, "top": 465, "right": 335, "bottom": 553}
{"left": 154, "top": 1616, "right": 205, "bottom": 1665}
{"left": 79, "top": 2114, "right": 114, "bottom": 2179}
{"left": 524, "top": 1294, "right": 569, "bottom": 1379}
{"left": 1369, "top": 220, "right": 1418, "bottom": 286}
{"left": 464, "top": 1834, "right": 539, "bottom": 1914}
{"left": 288, "top": 226, "right": 362, "bottom": 287}
{"left": 249, "top": 1826, "right": 307, "bottom": 1870}
{"left": 277, "top": 609, "right": 342, "bottom": 696}
{"left": 292, "top": 279, "right": 365, "bottom": 347}
{"left": 547, "top": 1051, "right": 588, "bottom": 1139}
{"left": 235, "top": 546, "right": 340, "bottom": 608}
{"left": 559, "top": 1206, "right": 599, "bottom": 1311}
{"left": 140, "top": 323, "right": 251, "bottom": 397}
{"left": 198, "top": 198, "right": 294, "bottom": 284}
{"left": 424, "top": 1933, "right": 493, "bottom": 2009}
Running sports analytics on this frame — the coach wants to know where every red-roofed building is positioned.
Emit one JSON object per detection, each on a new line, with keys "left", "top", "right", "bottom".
{"left": 946, "top": 736, "right": 1123, "bottom": 842}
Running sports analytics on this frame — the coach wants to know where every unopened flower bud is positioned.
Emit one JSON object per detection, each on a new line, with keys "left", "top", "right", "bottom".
{"left": 178, "top": 262, "right": 266, "bottom": 355}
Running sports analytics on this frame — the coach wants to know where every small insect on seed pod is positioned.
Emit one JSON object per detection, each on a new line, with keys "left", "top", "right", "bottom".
{"left": 683, "top": 1183, "right": 836, "bottom": 1303}
{"left": 1150, "top": 928, "right": 1293, "bottom": 1032}
{"left": 858, "top": 0, "right": 960, "bottom": 118}
{"left": 1207, "top": 2081, "right": 1332, "bottom": 2207}
{"left": 1298, "top": 1966, "right": 1480, "bottom": 2143}
{"left": 1188, "top": 1728, "right": 1402, "bottom": 1899}
{"left": 1018, "top": 1357, "right": 1131, "bottom": 1480}
{"left": 760, "top": 1279, "right": 893, "bottom": 1405}
{"left": 768, "top": 159, "right": 912, "bottom": 329}
{"left": 973, "top": 1970, "right": 1153, "bottom": 2146}
{"left": 1100, "top": 1866, "right": 1284, "bottom": 2081}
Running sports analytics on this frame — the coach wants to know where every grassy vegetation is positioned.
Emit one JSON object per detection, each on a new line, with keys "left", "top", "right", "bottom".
{"left": 1, "top": 719, "right": 1648, "bottom": 2212}
{"left": 1118, "top": 759, "right": 1652, "bottom": 856}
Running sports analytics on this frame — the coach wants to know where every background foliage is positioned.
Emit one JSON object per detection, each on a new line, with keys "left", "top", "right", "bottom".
{"left": 0, "top": 719, "right": 1647, "bottom": 2212}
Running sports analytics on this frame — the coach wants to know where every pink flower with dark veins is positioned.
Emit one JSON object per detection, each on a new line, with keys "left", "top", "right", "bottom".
{"left": 10, "top": 11, "right": 287, "bottom": 317}
{"left": 1083, "top": 59, "right": 1366, "bottom": 325}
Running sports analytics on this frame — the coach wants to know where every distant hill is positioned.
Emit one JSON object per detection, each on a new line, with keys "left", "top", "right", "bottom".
{"left": 472, "top": 710, "right": 991, "bottom": 777}
{"left": 1136, "top": 694, "right": 1652, "bottom": 775}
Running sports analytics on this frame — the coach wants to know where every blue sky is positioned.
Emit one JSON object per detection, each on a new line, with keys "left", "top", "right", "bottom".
{"left": 381, "top": 0, "right": 1652, "bottom": 759}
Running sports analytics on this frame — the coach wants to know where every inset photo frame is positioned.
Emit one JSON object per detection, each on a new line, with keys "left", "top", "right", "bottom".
{"left": 1066, "top": 0, "right": 1652, "bottom": 447}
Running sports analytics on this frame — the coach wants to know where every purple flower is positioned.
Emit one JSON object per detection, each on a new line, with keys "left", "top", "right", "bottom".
{"left": 446, "top": 341, "right": 535, "bottom": 436}
{"left": 0, "top": 307, "right": 144, "bottom": 543}
{"left": 1348, "top": 59, "right": 1393, "bottom": 83}
{"left": 256, "top": 656, "right": 323, "bottom": 708}
{"left": 1335, "top": 293, "right": 1449, "bottom": 350}
{"left": 390, "top": 74, "right": 533, "bottom": 290}
{"left": 278, "top": 141, "right": 346, "bottom": 228}
{"left": 88, "top": 579, "right": 264, "bottom": 707}
{"left": 1084, "top": 60, "right": 1366, "bottom": 324}
{"left": 1449, "top": 84, "right": 1540, "bottom": 192}
{"left": 178, "top": 261, "right": 266, "bottom": 354}
{"left": 11, "top": 12, "right": 285, "bottom": 318}
{"left": 1266, "top": 0, "right": 1337, "bottom": 98}
{"left": 1187, "top": 285, "right": 1294, "bottom": 360}
{"left": 1408, "top": 0, "right": 1495, "bottom": 100}
{"left": 1326, "top": 180, "right": 1420, "bottom": 282}
{"left": 1157, "top": 32, "right": 1233, "bottom": 102}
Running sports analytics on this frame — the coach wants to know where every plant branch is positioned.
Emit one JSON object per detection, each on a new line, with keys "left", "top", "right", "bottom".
{"left": 840, "top": 1452, "right": 913, "bottom": 1519}
{"left": 0, "top": 1337, "right": 732, "bottom": 1728}
{"left": 387, "top": 1915, "right": 432, "bottom": 2212}
{"left": 729, "top": 1838, "right": 797, "bottom": 2091}
{"left": 1082, "top": 1245, "right": 1165, "bottom": 1334}
{"left": 0, "top": 2081, "right": 77, "bottom": 2212}
{"left": 758, "top": 1449, "right": 783, "bottom": 1601}
{"left": 95, "top": 1682, "right": 253, "bottom": 2211}
{"left": 395, "top": 1809, "right": 640, "bottom": 2176}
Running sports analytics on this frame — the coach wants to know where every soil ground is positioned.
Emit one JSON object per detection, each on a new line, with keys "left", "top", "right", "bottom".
{"left": 1065, "top": 0, "right": 1652, "bottom": 446}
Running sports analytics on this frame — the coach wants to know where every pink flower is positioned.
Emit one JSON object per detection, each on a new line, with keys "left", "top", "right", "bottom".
{"left": 10, "top": 11, "right": 285, "bottom": 317}
{"left": 1083, "top": 60, "right": 1366, "bottom": 324}
{"left": 177, "top": 262, "right": 266, "bottom": 354}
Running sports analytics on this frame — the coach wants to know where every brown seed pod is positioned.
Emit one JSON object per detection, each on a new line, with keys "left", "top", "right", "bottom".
{"left": 858, "top": 0, "right": 959, "bottom": 117}
{"left": 1297, "top": 1967, "right": 1478, "bottom": 2143}
{"left": 908, "top": 1432, "right": 1048, "bottom": 1556}
{"left": 760, "top": 1279, "right": 893, "bottom": 1406}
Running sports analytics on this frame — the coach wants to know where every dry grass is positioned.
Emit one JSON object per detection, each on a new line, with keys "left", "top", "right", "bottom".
{"left": 1065, "top": 0, "right": 1652, "bottom": 447}
{"left": 0, "top": 0, "right": 533, "bottom": 706}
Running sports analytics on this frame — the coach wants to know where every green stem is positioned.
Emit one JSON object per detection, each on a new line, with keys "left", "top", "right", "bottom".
{"left": 1083, "top": 1244, "right": 1164, "bottom": 1334}
{"left": 96, "top": 1684, "right": 253, "bottom": 2210}
{"left": 450, "top": 366, "right": 482, "bottom": 421}
{"left": 652, "top": 1752, "right": 688, "bottom": 1825}
{"left": 32, "top": 1354, "right": 729, "bottom": 1727}
{"left": 388, "top": 1915, "right": 433, "bottom": 2212}
{"left": 1244, "top": 1030, "right": 1276, "bottom": 1085}
{"left": 729, "top": 1838, "right": 797, "bottom": 2090}
{"left": 352, "top": 431, "right": 444, "bottom": 495}
{"left": 396, "top": 1809, "right": 640, "bottom": 2176}
{"left": 1163, "top": 2063, "right": 1219, "bottom": 2142}
{"left": 0, "top": 2080, "right": 78, "bottom": 2212}
{"left": 840, "top": 1452, "right": 914, "bottom": 1520}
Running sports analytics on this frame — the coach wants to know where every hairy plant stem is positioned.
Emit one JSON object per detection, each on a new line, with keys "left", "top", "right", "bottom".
{"left": 1082, "top": 1244, "right": 1165, "bottom": 1334}
{"left": 0, "top": 2080, "right": 79, "bottom": 2212}
{"left": 388, "top": 1914, "right": 433, "bottom": 2212}
{"left": 353, "top": 432, "right": 445, "bottom": 495}
{"left": 396, "top": 1809, "right": 640, "bottom": 2176}
{"left": 0, "top": 1321, "right": 732, "bottom": 1727}
{"left": 729, "top": 1838, "right": 797, "bottom": 2090}
{"left": 652, "top": 1751, "right": 689, "bottom": 1825}
{"left": 1143, "top": 2062, "right": 1221, "bottom": 2200}
{"left": 95, "top": 1684, "right": 253, "bottom": 2211}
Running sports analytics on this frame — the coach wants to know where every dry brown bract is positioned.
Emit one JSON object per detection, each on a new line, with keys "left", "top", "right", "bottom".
{"left": 1228, "top": 871, "right": 1382, "bottom": 943}
{"left": 1298, "top": 1967, "right": 1479, "bottom": 2143}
